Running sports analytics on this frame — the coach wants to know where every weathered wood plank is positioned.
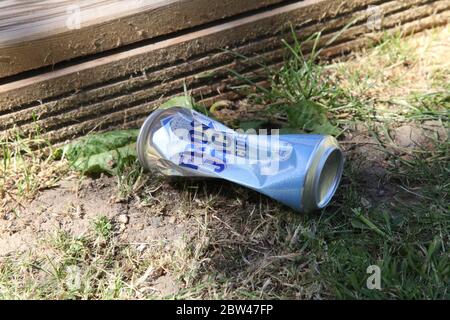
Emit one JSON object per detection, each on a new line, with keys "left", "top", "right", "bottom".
{"left": 0, "top": 0, "right": 389, "bottom": 106}
{"left": 2, "top": 0, "right": 445, "bottom": 134}
{"left": 0, "top": 0, "right": 448, "bottom": 143}
{"left": 42, "top": 9, "right": 449, "bottom": 145}
{"left": 0, "top": 0, "right": 288, "bottom": 78}
{"left": 1, "top": 0, "right": 447, "bottom": 107}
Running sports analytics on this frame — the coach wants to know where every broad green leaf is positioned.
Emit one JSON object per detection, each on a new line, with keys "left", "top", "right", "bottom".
{"left": 159, "top": 95, "right": 194, "bottom": 110}
{"left": 61, "top": 130, "right": 139, "bottom": 175}
{"left": 279, "top": 127, "right": 303, "bottom": 134}
{"left": 70, "top": 143, "right": 136, "bottom": 175}
{"left": 62, "top": 130, "right": 138, "bottom": 161}
{"left": 238, "top": 120, "right": 268, "bottom": 131}
{"left": 284, "top": 100, "right": 339, "bottom": 135}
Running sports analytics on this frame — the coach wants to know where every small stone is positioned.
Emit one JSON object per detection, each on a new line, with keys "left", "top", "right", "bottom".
{"left": 168, "top": 216, "right": 176, "bottom": 224}
{"left": 3, "top": 212, "right": 12, "bottom": 220}
{"left": 151, "top": 216, "right": 162, "bottom": 228}
{"left": 118, "top": 214, "right": 129, "bottom": 224}
{"left": 137, "top": 244, "right": 147, "bottom": 253}
{"left": 138, "top": 30, "right": 147, "bottom": 38}
{"left": 393, "top": 125, "right": 426, "bottom": 148}
{"left": 361, "top": 197, "right": 371, "bottom": 208}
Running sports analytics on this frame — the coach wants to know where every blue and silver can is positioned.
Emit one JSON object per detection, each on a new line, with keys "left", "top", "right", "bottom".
{"left": 137, "top": 106, "right": 344, "bottom": 213}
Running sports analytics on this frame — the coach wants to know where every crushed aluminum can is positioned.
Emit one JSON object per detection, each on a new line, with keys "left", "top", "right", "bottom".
{"left": 137, "top": 106, "right": 344, "bottom": 213}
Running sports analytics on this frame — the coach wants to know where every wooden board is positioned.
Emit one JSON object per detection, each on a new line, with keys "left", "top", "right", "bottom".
{"left": 0, "top": 0, "right": 448, "bottom": 144}
{"left": 0, "top": 0, "right": 288, "bottom": 78}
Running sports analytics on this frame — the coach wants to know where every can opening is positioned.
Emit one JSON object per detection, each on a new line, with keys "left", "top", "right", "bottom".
{"left": 316, "top": 148, "right": 344, "bottom": 209}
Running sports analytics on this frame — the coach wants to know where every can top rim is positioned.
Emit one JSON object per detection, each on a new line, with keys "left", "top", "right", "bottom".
{"left": 301, "top": 136, "right": 344, "bottom": 213}
{"left": 136, "top": 107, "right": 168, "bottom": 170}
{"left": 314, "top": 147, "right": 344, "bottom": 208}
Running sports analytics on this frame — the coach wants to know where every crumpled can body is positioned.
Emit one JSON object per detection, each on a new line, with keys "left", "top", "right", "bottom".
{"left": 137, "top": 107, "right": 344, "bottom": 213}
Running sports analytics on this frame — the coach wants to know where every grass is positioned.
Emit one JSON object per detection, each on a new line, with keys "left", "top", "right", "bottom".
{"left": 373, "top": 30, "right": 418, "bottom": 67}
{"left": 93, "top": 216, "right": 113, "bottom": 239}
{"left": 0, "top": 128, "right": 67, "bottom": 217}
{"left": 317, "top": 141, "right": 449, "bottom": 299}
{"left": 229, "top": 30, "right": 347, "bottom": 135}
{"left": 0, "top": 227, "right": 138, "bottom": 299}
{"left": 0, "top": 25, "right": 449, "bottom": 299}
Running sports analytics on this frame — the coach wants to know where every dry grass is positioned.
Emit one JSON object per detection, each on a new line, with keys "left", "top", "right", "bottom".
{"left": 0, "top": 129, "right": 67, "bottom": 218}
{"left": 327, "top": 26, "right": 449, "bottom": 121}
{"left": 0, "top": 25, "right": 448, "bottom": 299}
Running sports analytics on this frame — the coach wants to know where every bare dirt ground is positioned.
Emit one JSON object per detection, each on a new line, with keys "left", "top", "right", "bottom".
{"left": 0, "top": 174, "right": 195, "bottom": 295}
{"left": 0, "top": 26, "right": 448, "bottom": 299}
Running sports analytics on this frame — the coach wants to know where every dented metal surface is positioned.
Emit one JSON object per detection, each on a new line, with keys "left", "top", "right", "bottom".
{"left": 137, "top": 107, "right": 345, "bottom": 212}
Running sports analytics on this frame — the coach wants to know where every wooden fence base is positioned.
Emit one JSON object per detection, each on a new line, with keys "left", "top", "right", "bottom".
{"left": 0, "top": 0, "right": 448, "bottom": 143}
